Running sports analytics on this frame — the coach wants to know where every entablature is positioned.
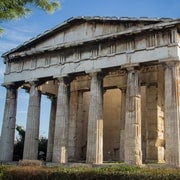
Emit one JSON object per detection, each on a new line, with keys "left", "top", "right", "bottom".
{"left": 3, "top": 19, "right": 180, "bottom": 85}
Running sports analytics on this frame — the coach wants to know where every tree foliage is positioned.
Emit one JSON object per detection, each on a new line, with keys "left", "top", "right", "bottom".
{"left": 13, "top": 125, "right": 48, "bottom": 161}
{"left": 38, "top": 136, "right": 48, "bottom": 160}
{"left": 13, "top": 125, "right": 25, "bottom": 161}
{"left": 0, "top": 0, "right": 60, "bottom": 20}
{"left": 0, "top": 0, "right": 60, "bottom": 33}
{"left": 16, "top": 125, "right": 25, "bottom": 143}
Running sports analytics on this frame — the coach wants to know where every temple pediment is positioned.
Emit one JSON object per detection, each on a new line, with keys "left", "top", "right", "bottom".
{"left": 33, "top": 17, "right": 164, "bottom": 51}
{"left": 2, "top": 16, "right": 173, "bottom": 60}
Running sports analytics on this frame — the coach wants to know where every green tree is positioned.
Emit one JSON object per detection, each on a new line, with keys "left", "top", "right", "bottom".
{"left": 13, "top": 125, "right": 48, "bottom": 161}
{"left": 38, "top": 136, "right": 48, "bottom": 160}
{"left": 0, "top": 0, "right": 60, "bottom": 33}
{"left": 13, "top": 125, "right": 25, "bottom": 161}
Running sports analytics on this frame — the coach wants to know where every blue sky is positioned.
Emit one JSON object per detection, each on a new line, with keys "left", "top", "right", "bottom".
{"left": 0, "top": 0, "right": 180, "bottom": 138}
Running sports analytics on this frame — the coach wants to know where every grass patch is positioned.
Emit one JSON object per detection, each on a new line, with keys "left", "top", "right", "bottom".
{"left": 0, "top": 164, "right": 180, "bottom": 180}
{"left": 19, "top": 160, "right": 43, "bottom": 166}
{"left": 0, "top": 165, "right": 5, "bottom": 180}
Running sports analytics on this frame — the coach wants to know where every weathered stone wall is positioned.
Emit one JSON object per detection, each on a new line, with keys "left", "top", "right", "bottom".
{"left": 103, "top": 89, "right": 121, "bottom": 161}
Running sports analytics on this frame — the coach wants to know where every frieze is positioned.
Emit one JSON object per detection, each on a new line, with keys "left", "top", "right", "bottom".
{"left": 108, "top": 70, "right": 126, "bottom": 77}
{"left": 31, "top": 58, "right": 37, "bottom": 69}
{"left": 75, "top": 49, "right": 81, "bottom": 61}
{"left": 3, "top": 29, "right": 178, "bottom": 83}
{"left": 75, "top": 75, "right": 90, "bottom": 81}
{"left": 45, "top": 56, "right": 51, "bottom": 66}
{"left": 59, "top": 54, "right": 66, "bottom": 65}
{"left": 140, "top": 65, "right": 158, "bottom": 73}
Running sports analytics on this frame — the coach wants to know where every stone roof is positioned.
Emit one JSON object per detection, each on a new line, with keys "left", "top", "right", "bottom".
{"left": 2, "top": 16, "right": 177, "bottom": 58}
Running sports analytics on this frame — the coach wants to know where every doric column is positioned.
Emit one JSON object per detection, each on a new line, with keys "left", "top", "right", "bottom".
{"left": 119, "top": 88, "right": 126, "bottom": 162}
{"left": 145, "top": 83, "right": 165, "bottom": 163}
{"left": 164, "top": 62, "right": 180, "bottom": 167}
{"left": 124, "top": 67, "right": 142, "bottom": 165}
{"left": 52, "top": 77, "right": 70, "bottom": 163}
{"left": 46, "top": 95, "right": 57, "bottom": 162}
{"left": 86, "top": 72, "right": 103, "bottom": 164}
{"left": 0, "top": 85, "right": 17, "bottom": 162}
{"left": 23, "top": 82, "right": 41, "bottom": 160}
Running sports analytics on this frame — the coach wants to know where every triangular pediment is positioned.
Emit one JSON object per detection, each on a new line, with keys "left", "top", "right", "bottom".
{"left": 3, "top": 16, "right": 172, "bottom": 58}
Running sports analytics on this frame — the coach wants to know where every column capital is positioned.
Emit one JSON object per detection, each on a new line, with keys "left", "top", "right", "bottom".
{"left": 121, "top": 63, "right": 140, "bottom": 71}
{"left": 89, "top": 71, "right": 99, "bottom": 77}
{"left": 119, "top": 87, "right": 126, "bottom": 94}
{"left": 85, "top": 68, "right": 101, "bottom": 74}
{"left": 57, "top": 76, "right": 68, "bottom": 83}
{"left": 29, "top": 81, "right": 38, "bottom": 87}
{"left": 55, "top": 76, "right": 73, "bottom": 85}
{"left": 27, "top": 78, "right": 47, "bottom": 87}
{"left": 28, "top": 81, "right": 43, "bottom": 93}
{"left": 162, "top": 60, "right": 180, "bottom": 69}
{"left": 2, "top": 83, "right": 18, "bottom": 90}
{"left": 87, "top": 71, "right": 106, "bottom": 80}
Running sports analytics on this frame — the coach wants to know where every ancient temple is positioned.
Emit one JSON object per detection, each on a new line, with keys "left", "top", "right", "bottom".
{"left": 0, "top": 17, "right": 180, "bottom": 167}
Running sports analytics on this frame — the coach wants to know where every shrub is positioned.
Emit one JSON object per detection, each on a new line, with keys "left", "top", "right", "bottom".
{"left": 19, "top": 160, "right": 43, "bottom": 166}
{"left": 1, "top": 164, "right": 180, "bottom": 180}
{"left": 0, "top": 165, "right": 6, "bottom": 180}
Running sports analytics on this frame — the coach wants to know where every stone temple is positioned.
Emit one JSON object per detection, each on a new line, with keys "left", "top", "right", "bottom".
{"left": 0, "top": 16, "right": 180, "bottom": 167}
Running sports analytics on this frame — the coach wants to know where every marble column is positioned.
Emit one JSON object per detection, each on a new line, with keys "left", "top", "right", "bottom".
{"left": 23, "top": 82, "right": 41, "bottom": 160}
{"left": 164, "top": 62, "right": 180, "bottom": 167}
{"left": 0, "top": 85, "right": 17, "bottom": 162}
{"left": 119, "top": 88, "right": 126, "bottom": 162}
{"left": 52, "top": 77, "right": 70, "bottom": 163}
{"left": 124, "top": 67, "right": 142, "bottom": 165}
{"left": 145, "top": 84, "right": 165, "bottom": 163}
{"left": 86, "top": 72, "right": 103, "bottom": 164}
{"left": 46, "top": 96, "right": 57, "bottom": 162}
